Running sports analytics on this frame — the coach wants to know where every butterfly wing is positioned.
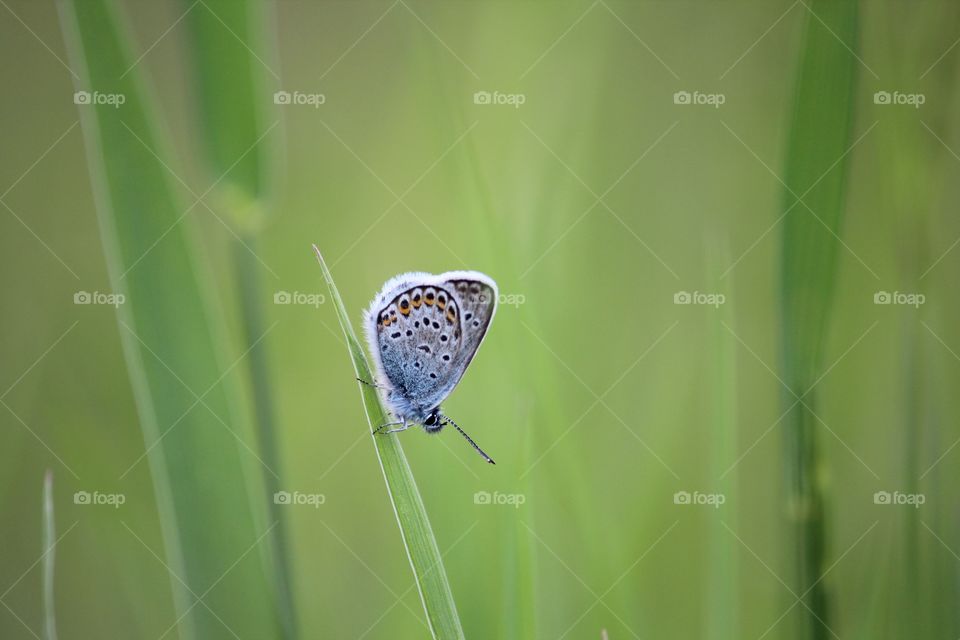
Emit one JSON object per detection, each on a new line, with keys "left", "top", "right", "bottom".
{"left": 440, "top": 273, "right": 497, "bottom": 389}
{"left": 364, "top": 271, "right": 497, "bottom": 418}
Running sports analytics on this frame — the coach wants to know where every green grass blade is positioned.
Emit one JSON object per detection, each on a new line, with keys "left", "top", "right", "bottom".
{"left": 42, "top": 470, "right": 56, "bottom": 640}
{"left": 779, "top": 1, "right": 860, "bottom": 637}
{"left": 233, "top": 241, "right": 296, "bottom": 640}
{"left": 781, "top": 0, "right": 860, "bottom": 388}
{"left": 180, "top": 0, "right": 273, "bottom": 230}
{"left": 312, "top": 245, "right": 465, "bottom": 640}
{"left": 179, "top": 3, "right": 294, "bottom": 637}
{"left": 59, "top": 2, "right": 280, "bottom": 638}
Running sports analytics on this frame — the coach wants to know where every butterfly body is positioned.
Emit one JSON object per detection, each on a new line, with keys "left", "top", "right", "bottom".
{"left": 363, "top": 271, "right": 498, "bottom": 463}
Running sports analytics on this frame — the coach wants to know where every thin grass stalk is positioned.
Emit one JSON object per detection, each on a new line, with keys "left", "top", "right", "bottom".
{"left": 778, "top": 1, "right": 860, "bottom": 637}
{"left": 179, "top": 2, "right": 294, "bottom": 636}
{"left": 313, "top": 245, "right": 465, "bottom": 640}
{"left": 235, "top": 238, "right": 296, "bottom": 639}
{"left": 42, "top": 470, "right": 56, "bottom": 640}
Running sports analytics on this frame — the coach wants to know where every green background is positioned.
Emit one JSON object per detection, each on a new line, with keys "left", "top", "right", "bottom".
{"left": 1, "top": 1, "right": 958, "bottom": 638}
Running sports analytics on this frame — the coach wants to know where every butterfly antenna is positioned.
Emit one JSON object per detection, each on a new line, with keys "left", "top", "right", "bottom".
{"left": 442, "top": 416, "right": 495, "bottom": 465}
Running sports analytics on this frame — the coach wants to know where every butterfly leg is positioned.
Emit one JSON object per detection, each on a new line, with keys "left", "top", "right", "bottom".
{"left": 373, "top": 419, "right": 408, "bottom": 435}
{"left": 383, "top": 420, "right": 414, "bottom": 434}
{"left": 356, "top": 377, "right": 389, "bottom": 390}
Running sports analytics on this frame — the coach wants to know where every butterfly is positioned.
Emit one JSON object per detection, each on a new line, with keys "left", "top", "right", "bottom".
{"left": 362, "top": 271, "right": 498, "bottom": 464}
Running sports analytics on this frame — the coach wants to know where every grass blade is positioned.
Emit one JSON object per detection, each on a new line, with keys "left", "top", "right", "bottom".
{"left": 42, "top": 470, "right": 56, "bottom": 640}
{"left": 180, "top": 0, "right": 274, "bottom": 230}
{"left": 233, "top": 241, "right": 296, "bottom": 639}
{"left": 312, "top": 245, "right": 465, "bottom": 640}
{"left": 779, "top": 1, "right": 860, "bottom": 637}
{"left": 59, "top": 2, "right": 280, "bottom": 637}
{"left": 179, "top": 3, "right": 295, "bottom": 638}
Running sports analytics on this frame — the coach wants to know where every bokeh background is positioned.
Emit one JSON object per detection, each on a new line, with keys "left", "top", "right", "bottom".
{"left": 1, "top": 1, "right": 959, "bottom": 639}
